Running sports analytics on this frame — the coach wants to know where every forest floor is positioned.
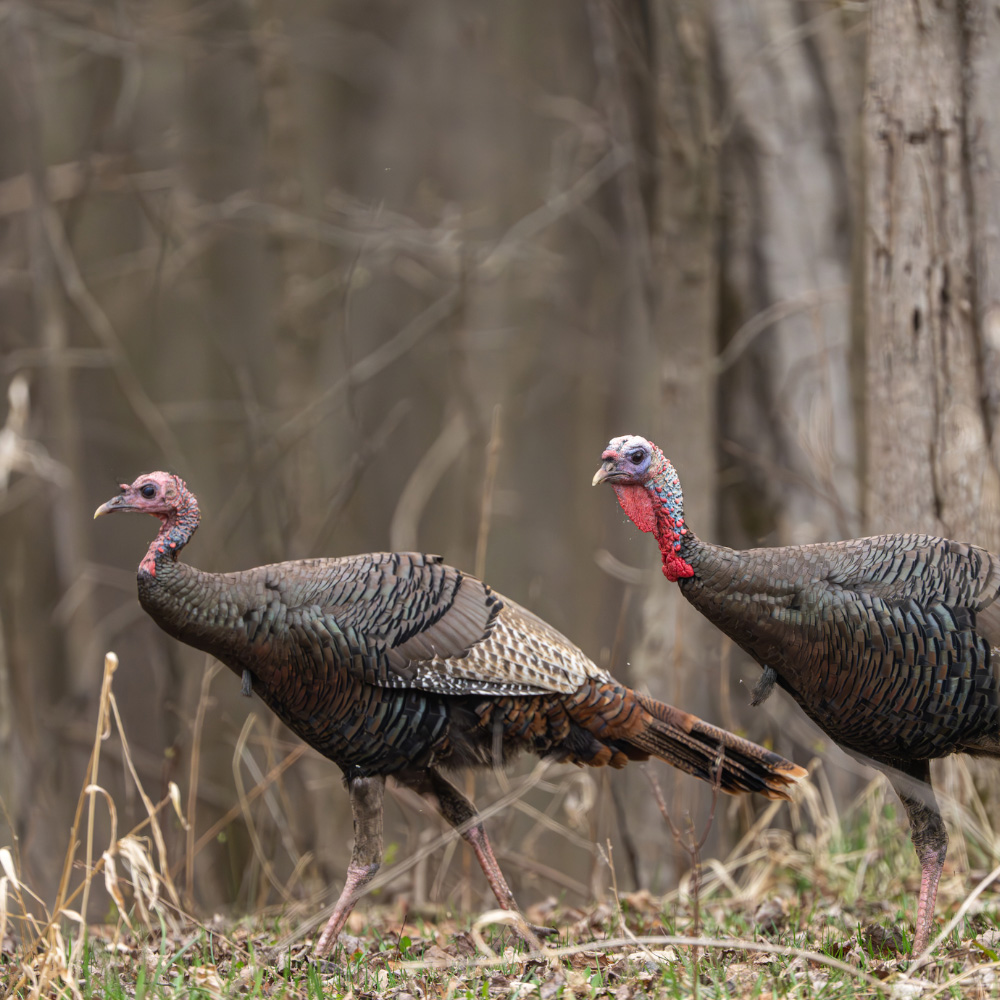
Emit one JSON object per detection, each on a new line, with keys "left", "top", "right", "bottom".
{"left": 5, "top": 657, "right": 1000, "bottom": 998}
{"left": 5, "top": 786, "right": 1000, "bottom": 1000}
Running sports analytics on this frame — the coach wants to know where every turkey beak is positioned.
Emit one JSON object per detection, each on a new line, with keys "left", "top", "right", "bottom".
{"left": 94, "top": 495, "right": 129, "bottom": 518}
{"left": 592, "top": 460, "right": 617, "bottom": 486}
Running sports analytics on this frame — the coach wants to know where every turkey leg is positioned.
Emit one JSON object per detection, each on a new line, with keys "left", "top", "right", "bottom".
{"left": 888, "top": 762, "right": 948, "bottom": 955}
{"left": 398, "top": 768, "right": 553, "bottom": 940}
{"left": 315, "top": 775, "right": 386, "bottom": 955}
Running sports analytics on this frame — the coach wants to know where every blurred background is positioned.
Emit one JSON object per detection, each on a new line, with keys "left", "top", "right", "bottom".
{"left": 2, "top": 0, "right": 998, "bottom": 935}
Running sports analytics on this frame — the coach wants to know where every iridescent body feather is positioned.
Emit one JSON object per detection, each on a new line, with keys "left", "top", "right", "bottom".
{"left": 96, "top": 471, "right": 805, "bottom": 954}
{"left": 596, "top": 434, "right": 1000, "bottom": 955}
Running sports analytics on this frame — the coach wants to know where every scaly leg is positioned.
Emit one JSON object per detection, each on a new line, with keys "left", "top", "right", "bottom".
{"left": 314, "top": 775, "right": 386, "bottom": 956}
{"left": 397, "top": 769, "right": 553, "bottom": 937}
{"left": 888, "top": 762, "right": 948, "bottom": 956}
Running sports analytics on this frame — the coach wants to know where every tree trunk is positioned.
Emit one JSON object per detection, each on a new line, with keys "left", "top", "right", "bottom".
{"left": 864, "top": 0, "right": 1000, "bottom": 544}
{"left": 712, "top": 0, "right": 861, "bottom": 546}
{"left": 864, "top": 0, "right": 1000, "bottom": 886}
{"left": 623, "top": 0, "right": 725, "bottom": 880}
{"left": 710, "top": 0, "right": 864, "bottom": 798}
{"left": 966, "top": 2, "right": 1000, "bottom": 463}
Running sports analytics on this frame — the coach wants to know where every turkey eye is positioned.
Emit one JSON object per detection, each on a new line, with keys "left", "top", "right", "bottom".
{"left": 628, "top": 450, "right": 645, "bottom": 464}
{"left": 140, "top": 484, "right": 156, "bottom": 499}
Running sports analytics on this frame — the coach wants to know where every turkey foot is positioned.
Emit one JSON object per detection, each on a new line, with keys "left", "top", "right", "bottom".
{"left": 95, "top": 470, "right": 805, "bottom": 952}
{"left": 315, "top": 776, "right": 385, "bottom": 956}
{"left": 595, "top": 433, "right": 1000, "bottom": 955}
{"left": 398, "top": 769, "right": 555, "bottom": 943}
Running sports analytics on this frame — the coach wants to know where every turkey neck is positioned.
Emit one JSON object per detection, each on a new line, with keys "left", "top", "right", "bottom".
{"left": 612, "top": 469, "right": 695, "bottom": 582}
{"left": 135, "top": 492, "right": 247, "bottom": 668}
{"left": 138, "top": 558, "right": 242, "bottom": 656}
{"left": 677, "top": 538, "right": 790, "bottom": 648}
{"left": 622, "top": 471, "right": 804, "bottom": 671}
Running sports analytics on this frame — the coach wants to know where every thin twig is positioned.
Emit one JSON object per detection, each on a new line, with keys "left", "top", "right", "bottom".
{"left": 77, "top": 664, "right": 117, "bottom": 964}
{"left": 185, "top": 661, "right": 221, "bottom": 903}
{"left": 389, "top": 411, "right": 471, "bottom": 552}
{"left": 40, "top": 201, "right": 184, "bottom": 469}
{"left": 395, "top": 933, "right": 891, "bottom": 992}
{"left": 232, "top": 716, "right": 297, "bottom": 905}
{"left": 644, "top": 753, "right": 724, "bottom": 998}
{"left": 474, "top": 405, "right": 503, "bottom": 582}
{"left": 107, "top": 693, "right": 182, "bottom": 909}
{"left": 205, "top": 288, "right": 460, "bottom": 562}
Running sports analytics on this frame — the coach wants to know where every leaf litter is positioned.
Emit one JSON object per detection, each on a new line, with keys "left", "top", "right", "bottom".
{"left": 4, "top": 656, "right": 1000, "bottom": 998}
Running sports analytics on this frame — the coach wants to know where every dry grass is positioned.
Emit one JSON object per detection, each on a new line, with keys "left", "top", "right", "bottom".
{"left": 4, "top": 653, "right": 1000, "bottom": 998}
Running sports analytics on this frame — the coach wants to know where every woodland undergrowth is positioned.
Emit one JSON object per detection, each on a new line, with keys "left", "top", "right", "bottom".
{"left": 3, "top": 654, "right": 1000, "bottom": 999}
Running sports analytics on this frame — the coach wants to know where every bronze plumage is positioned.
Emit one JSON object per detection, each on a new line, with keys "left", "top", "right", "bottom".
{"left": 96, "top": 470, "right": 806, "bottom": 953}
{"left": 596, "top": 433, "right": 1000, "bottom": 955}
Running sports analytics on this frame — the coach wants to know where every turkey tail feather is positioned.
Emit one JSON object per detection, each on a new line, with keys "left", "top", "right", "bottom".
{"left": 631, "top": 694, "right": 807, "bottom": 801}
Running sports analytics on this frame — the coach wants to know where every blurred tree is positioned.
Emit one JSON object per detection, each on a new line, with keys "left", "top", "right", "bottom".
{"left": 4, "top": 0, "right": 984, "bottom": 941}
{"left": 615, "top": 0, "right": 864, "bottom": 883}
{"left": 865, "top": 0, "right": 1000, "bottom": 542}
{"left": 864, "top": 0, "right": 1000, "bottom": 870}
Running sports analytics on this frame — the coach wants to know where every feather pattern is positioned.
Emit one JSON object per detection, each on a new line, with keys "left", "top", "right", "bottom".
{"left": 595, "top": 433, "right": 1000, "bottom": 955}
{"left": 96, "top": 470, "right": 806, "bottom": 953}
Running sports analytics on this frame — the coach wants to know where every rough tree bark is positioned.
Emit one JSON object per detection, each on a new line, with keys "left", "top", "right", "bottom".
{"left": 865, "top": 0, "right": 1000, "bottom": 544}
{"left": 621, "top": 0, "right": 727, "bottom": 877}
{"left": 712, "top": 0, "right": 860, "bottom": 545}
{"left": 966, "top": 2, "right": 1000, "bottom": 460}
{"left": 709, "top": 0, "right": 864, "bottom": 794}
{"left": 864, "top": 0, "right": 1000, "bottom": 877}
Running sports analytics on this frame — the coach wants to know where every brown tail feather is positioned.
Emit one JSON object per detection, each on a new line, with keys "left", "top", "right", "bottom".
{"left": 960, "top": 732, "right": 1000, "bottom": 758}
{"left": 631, "top": 694, "right": 808, "bottom": 801}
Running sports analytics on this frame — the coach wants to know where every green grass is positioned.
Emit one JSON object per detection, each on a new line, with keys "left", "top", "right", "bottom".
{"left": 11, "top": 824, "right": 998, "bottom": 1000}
{"left": 5, "top": 656, "right": 1000, "bottom": 998}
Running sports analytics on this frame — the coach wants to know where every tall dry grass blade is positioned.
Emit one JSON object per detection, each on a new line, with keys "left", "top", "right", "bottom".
{"left": 236, "top": 725, "right": 302, "bottom": 879}
{"left": 56, "top": 796, "right": 175, "bottom": 918}
{"left": 82, "top": 786, "right": 118, "bottom": 852}
{"left": 511, "top": 797, "right": 595, "bottom": 853}
{"left": 0, "top": 844, "right": 45, "bottom": 954}
{"left": 184, "top": 746, "right": 305, "bottom": 864}
{"left": 852, "top": 780, "right": 888, "bottom": 905}
{"left": 232, "top": 715, "right": 295, "bottom": 904}
{"left": 6, "top": 647, "right": 193, "bottom": 1000}
{"left": 117, "top": 836, "right": 160, "bottom": 930}
{"left": 186, "top": 661, "right": 220, "bottom": 902}
{"left": 0, "top": 876, "right": 7, "bottom": 952}
{"left": 72, "top": 651, "right": 117, "bottom": 966}
{"left": 168, "top": 782, "right": 187, "bottom": 829}
{"left": 107, "top": 690, "right": 181, "bottom": 911}
{"left": 0, "top": 847, "right": 17, "bottom": 889}
{"left": 5, "top": 653, "right": 118, "bottom": 996}
{"left": 100, "top": 852, "right": 133, "bottom": 934}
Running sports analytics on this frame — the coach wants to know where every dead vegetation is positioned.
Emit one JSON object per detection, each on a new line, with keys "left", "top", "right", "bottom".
{"left": 3, "top": 653, "right": 1000, "bottom": 999}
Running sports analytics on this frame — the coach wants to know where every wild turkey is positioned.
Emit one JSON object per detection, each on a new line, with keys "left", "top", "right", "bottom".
{"left": 595, "top": 433, "right": 1000, "bottom": 954}
{"left": 94, "top": 471, "right": 806, "bottom": 954}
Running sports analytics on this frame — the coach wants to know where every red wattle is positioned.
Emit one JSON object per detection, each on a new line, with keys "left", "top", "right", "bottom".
{"left": 654, "top": 516, "right": 694, "bottom": 580}
{"left": 658, "top": 543, "right": 694, "bottom": 582}
{"left": 613, "top": 483, "right": 694, "bottom": 581}
{"left": 612, "top": 484, "right": 658, "bottom": 533}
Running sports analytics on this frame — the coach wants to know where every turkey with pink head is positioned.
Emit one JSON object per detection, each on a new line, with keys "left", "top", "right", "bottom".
{"left": 95, "top": 470, "right": 806, "bottom": 954}
{"left": 595, "top": 433, "right": 1000, "bottom": 955}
